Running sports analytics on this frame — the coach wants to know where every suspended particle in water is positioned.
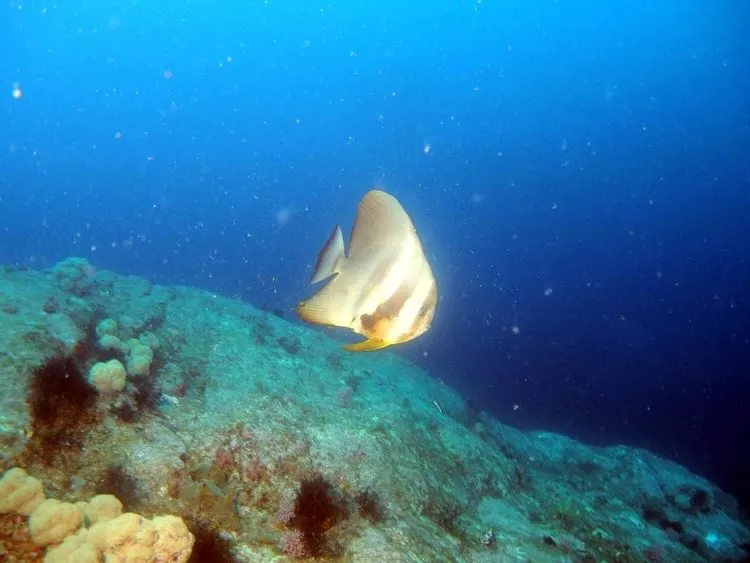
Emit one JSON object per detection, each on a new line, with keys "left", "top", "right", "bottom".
{"left": 275, "top": 207, "right": 294, "bottom": 227}
{"left": 11, "top": 83, "right": 23, "bottom": 100}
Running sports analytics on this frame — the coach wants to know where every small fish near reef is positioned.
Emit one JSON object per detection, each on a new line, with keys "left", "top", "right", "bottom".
{"left": 297, "top": 189, "right": 438, "bottom": 352}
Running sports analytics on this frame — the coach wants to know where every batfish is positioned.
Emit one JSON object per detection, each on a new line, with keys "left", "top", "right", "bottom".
{"left": 297, "top": 190, "right": 438, "bottom": 352}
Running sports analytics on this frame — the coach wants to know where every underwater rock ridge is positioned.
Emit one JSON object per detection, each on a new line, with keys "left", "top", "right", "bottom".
{"left": 0, "top": 258, "right": 746, "bottom": 562}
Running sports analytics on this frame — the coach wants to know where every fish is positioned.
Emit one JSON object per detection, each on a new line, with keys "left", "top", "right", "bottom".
{"left": 296, "top": 189, "right": 438, "bottom": 352}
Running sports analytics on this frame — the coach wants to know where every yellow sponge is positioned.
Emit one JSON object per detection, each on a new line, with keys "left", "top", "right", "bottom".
{"left": 87, "top": 359, "right": 127, "bottom": 394}
{"left": 87, "top": 512, "right": 194, "bottom": 563}
{"left": 82, "top": 494, "right": 123, "bottom": 526}
{"left": 0, "top": 467, "right": 45, "bottom": 516}
{"left": 44, "top": 530, "right": 100, "bottom": 563}
{"left": 126, "top": 343, "right": 154, "bottom": 377}
{"left": 152, "top": 515, "right": 195, "bottom": 562}
{"left": 29, "top": 498, "right": 83, "bottom": 546}
{"left": 0, "top": 468, "right": 194, "bottom": 562}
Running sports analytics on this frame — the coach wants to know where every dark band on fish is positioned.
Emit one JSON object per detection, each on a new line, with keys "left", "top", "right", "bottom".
{"left": 408, "top": 283, "right": 438, "bottom": 335}
{"left": 360, "top": 279, "right": 414, "bottom": 333}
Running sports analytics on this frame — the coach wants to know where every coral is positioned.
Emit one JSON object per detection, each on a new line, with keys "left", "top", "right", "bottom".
{"left": 87, "top": 513, "right": 152, "bottom": 559}
{"left": 28, "top": 498, "right": 83, "bottom": 546}
{"left": 0, "top": 467, "right": 45, "bottom": 515}
{"left": 74, "top": 512, "right": 194, "bottom": 563}
{"left": 95, "top": 318, "right": 118, "bottom": 338}
{"left": 0, "top": 467, "right": 194, "bottom": 562}
{"left": 44, "top": 529, "right": 99, "bottom": 563}
{"left": 82, "top": 494, "right": 123, "bottom": 526}
{"left": 152, "top": 515, "right": 195, "bottom": 562}
{"left": 87, "top": 359, "right": 127, "bottom": 394}
{"left": 126, "top": 342, "right": 153, "bottom": 377}
{"left": 98, "top": 334, "right": 128, "bottom": 354}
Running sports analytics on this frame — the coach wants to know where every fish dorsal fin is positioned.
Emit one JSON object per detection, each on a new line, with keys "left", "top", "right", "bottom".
{"left": 349, "top": 190, "right": 416, "bottom": 259}
{"left": 310, "top": 225, "right": 345, "bottom": 284}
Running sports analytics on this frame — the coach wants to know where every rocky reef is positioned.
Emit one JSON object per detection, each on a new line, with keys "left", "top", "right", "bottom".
{"left": 0, "top": 258, "right": 748, "bottom": 562}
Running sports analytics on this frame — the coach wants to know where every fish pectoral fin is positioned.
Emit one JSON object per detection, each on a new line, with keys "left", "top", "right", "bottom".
{"left": 342, "top": 338, "right": 391, "bottom": 352}
{"left": 310, "top": 225, "right": 345, "bottom": 284}
{"left": 297, "top": 298, "right": 336, "bottom": 327}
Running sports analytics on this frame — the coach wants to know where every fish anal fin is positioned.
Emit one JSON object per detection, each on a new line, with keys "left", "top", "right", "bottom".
{"left": 310, "top": 225, "right": 345, "bottom": 284}
{"left": 342, "top": 338, "right": 391, "bottom": 352}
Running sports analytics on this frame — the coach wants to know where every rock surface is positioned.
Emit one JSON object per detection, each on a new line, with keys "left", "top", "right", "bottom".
{"left": 0, "top": 258, "right": 748, "bottom": 562}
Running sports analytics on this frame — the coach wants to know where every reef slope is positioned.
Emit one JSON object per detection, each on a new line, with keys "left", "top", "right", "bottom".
{"left": 0, "top": 258, "right": 748, "bottom": 562}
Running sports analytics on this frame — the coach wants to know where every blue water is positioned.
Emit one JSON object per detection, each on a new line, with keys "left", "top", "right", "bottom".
{"left": 3, "top": 1, "right": 749, "bottom": 509}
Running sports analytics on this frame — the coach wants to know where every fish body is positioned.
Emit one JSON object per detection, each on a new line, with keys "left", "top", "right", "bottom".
{"left": 297, "top": 190, "right": 438, "bottom": 352}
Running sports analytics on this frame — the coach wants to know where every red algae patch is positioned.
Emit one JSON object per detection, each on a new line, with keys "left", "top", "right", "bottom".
{"left": 0, "top": 512, "right": 43, "bottom": 561}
